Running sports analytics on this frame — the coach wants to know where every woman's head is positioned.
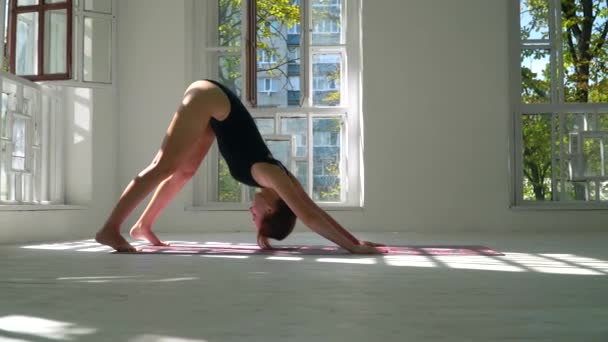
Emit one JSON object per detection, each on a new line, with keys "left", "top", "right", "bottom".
{"left": 250, "top": 188, "right": 296, "bottom": 249}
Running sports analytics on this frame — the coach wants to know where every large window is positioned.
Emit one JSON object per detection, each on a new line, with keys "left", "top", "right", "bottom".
{"left": 514, "top": 0, "right": 608, "bottom": 206}
{"left": 195, "top": 0, "right": 362, "bottom": 208}
{"left": 0, "top": 0, "right": 114, "bottom": 206}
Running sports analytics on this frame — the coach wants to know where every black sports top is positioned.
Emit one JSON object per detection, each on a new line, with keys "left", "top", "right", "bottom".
{"left": 206, "top": 79, "right": 286, "bottom": 187}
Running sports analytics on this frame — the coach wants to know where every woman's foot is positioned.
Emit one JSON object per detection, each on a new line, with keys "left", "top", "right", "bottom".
{"left": 129, "top": 223, "right": 169, "bottom": 246}
{"left": 95, "top": 227, "right": 137, "bottom": 253}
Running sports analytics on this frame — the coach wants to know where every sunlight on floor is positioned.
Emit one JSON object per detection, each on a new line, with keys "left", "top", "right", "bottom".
{"left": 19, "top": 240, "right": 608, "bottom": 276}
{"left": 0, "top": 315, "right": 96, "bottom": 340}
{"left": 129, "top": 334, "right": 208, "bottom": 342}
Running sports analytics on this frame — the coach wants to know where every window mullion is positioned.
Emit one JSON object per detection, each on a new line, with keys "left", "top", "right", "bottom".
{"left": 302, "top": 0, "right": 310, "bottom": 107}
{"left": 37, "top": 7, "right": 43, "bottom": 78}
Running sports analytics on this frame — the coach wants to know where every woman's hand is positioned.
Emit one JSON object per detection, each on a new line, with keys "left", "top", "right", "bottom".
{"left": 358, "top": 240, "right": 386, "bottom": 248}
{"left": 347, "top": 242, "right": 386, "bottom": 254}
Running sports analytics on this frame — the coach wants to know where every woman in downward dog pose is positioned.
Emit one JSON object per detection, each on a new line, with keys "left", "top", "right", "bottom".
{"left": 95, "top": 80, "right": 384, "bottom": 254}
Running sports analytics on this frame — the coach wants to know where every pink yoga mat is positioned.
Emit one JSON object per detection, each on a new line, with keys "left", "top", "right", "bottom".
{"left": 117, "top": 243, "right": 503, "bottom": 256}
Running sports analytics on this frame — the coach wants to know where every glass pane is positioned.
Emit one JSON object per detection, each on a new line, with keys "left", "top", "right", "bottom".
{"left": 562, "top": 0, "right": 608, "bottom": 103}
{"left": 266, "top": 139, "right": 290, "bottom": 166}
{"left": 16, "top": 12, "right": 39, "bottom": 75}
{"left": 0, "top": 142, "right": 7, "bottom": 200}
{"left": 44, "top": 10, "right": 67, "bottom": 74}
{"left": 32, "top": 147, "right": 40, "bottom": 202}
{"left": 521, "top": 49, "right": 550, "bottom": 104}
{"left": 280, "top": 117, "right": 307, "bottom": 157}
{"left": 313, "top": 117, "right": 342, "bottom": 201}
{"left": 12, "top": 117, "right": 26, "bottom": 171}
{"left": 23, "top": 87, "right": 36, "bottom": 118}
{"left": 84, "top": 0, "right": 111, "bottom": 14}
{"left": 46, "top": 0, "right": 66, "bottom": 3}
{"left": 295, "top": 160, "right": 308, "bottom": 191}
{"left": 72, "top": 14, "right": 79, "bottom": 80}
{"left": 22, "top": 173, "right": 32, "bottom": 202}
{"left": 522, "top": 113, "right": 553, "bottom": 201}
{"left": 311, "top": 0, "right": 342, "bottom": 45}
{"left": 218, "top": 157, "right": 241, "bottom": 202}
{"left": 1, "top": 93, "right": 10, "bottom": 138}
{"left": 520, "top": 0, "right": 549, "bottom": 40}
{"left": 0, "top": 141, "right": 15, "bottom": 201}
{"left": 256, "top": 0, "right": 301, "bottom": 108}
{"left": 17, "top": 0, "right": 38, "bottom": 5}
{"left": 254, "top": 118, "right": 274, "bottom": 135}
{"left": 216, "top": 53, "right": 241, "bottom": 97}
{"left": 312, "top": 53, "right": 342, "bottom": 106}
{"left": 83, "top": 17, "right": 112, "bottom": 83}
{"left": 217, "top": 0, "right": 241, "bottom": 47}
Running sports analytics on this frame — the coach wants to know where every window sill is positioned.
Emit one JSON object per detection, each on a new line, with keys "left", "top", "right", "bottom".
{"left": 510, "top": 203, "right": 608, "bottom": 211}
{"left": 0, "top": 205, "right": 88, "bottom": 211}
{"left": 185, "top": 205, "right": 364, "bottom": 212}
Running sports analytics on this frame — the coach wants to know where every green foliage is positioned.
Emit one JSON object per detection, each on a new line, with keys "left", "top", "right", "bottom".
{"left": 218, "top": 157, "right": 241, "bottom": 202}
{"left": 522, "top": 115, "right": 552, "bottom": 200}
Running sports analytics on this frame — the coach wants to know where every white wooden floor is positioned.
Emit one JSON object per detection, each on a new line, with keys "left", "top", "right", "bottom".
{"left": 0, "top": 232, "right": 607, "bottom": 342}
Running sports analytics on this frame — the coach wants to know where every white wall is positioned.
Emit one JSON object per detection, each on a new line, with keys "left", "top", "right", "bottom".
{"left": 110, "top": 0, "right": 608, "bottom": 236}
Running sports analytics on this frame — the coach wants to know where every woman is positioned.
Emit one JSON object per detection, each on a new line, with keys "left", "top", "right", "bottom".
{"left": 95, "top": 80, "right": 384, "bottom": 254}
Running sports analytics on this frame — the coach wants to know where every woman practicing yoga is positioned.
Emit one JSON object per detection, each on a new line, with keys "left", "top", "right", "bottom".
{"left": 95, "top": 80, "right": 384, "bottom": 254}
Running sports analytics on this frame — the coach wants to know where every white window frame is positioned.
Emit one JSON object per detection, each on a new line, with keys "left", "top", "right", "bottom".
{"left": 510, "top": 0, "right": 608, "bottom": 209}
{"left": 0, "top": 0, "right": 116, "bottom": 209}
{"left": 0, "top": 70, "right": 64, "bottom": 205}
{"left": 190, "top": 0, "right": 363, "bottom": 210}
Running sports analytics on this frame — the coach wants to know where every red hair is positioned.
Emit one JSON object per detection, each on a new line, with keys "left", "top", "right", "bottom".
{"left": 256, "top": 199, "right": 296, "bottom": 249}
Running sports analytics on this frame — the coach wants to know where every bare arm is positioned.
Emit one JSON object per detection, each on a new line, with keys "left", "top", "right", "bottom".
{"left": 252, "top": 163, "right": 382, "bottom": 253}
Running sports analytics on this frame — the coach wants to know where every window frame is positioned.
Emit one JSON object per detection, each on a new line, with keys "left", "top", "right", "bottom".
{"left": 8, "top": 0, "right": 73, "bottom": 81}
{"left": 511, "top": 0, "right": 608, "bottom": 209}
{"left": 191, "top": 0, "right": 363, "bottom": 210}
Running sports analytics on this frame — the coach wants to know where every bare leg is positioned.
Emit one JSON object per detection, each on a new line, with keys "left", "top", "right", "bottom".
{"left": 130, "top": 126, "right": 215, "bottom": 245}
{"left": 95, "top": 81, "right": 228, "bottom": 252}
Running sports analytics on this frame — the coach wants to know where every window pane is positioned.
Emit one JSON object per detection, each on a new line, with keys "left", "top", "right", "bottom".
{"left": 16, "top": 12, "right": 39, "bottom": 76}
{"left": 522, "top": 113, "right": 553, "bottom": 201}
{"left": 311, "top": 0, "right": 342, "bottom": 45}
{"left": 0, "top": 141, "right": 15, "bottom": 201}
{"left": 313, "top": 117, "right": 342, "bottom": 201}
{"left": 218, "top": 157, "right": 241, "bottom": 202}
{"left": 295, "top": 160, "right": 308, "bottom": 190}
{"left": 21, "top": 173, "right": 32, "bottom": 202}
{"left": 23, "top": 86, "right": 36, "bottom": 117}
{"left": 562, "top": 0, "right": 608, "bottom": 103}
{"left": 266, "top": 139, "right": 291, "bottom": 166}
{"left": 46, "top": 0, "right": 66, "bottom": 3}
{"left": 83, "top": 17, "right": 112, "bottom": 83}
{"left": 254, "top": 118, "right": 274, "bottom": 135}
{"left": 280, "top": 117, "right": 307, "bottom": 157}
{"left": 44, "top": 10, "right": 67, "bottom": 74}
{"left": 312, "top": 53, "right": 341, "bottom": 106}
{"left": 521, "top": 49, "right": 550, "bottom": 104}
{"left": 17, "top": 0, "right": 38, "bottom": 5}
{"left": 218, "top": 0, "right": 241, "bottom": 47}
{"left": 217, "top": 53, "right": 241, "bottom": 97}
{"left": 32, "top": 147, "right": 40, "bottom": 201}
{"left": 559, "top": 113, "right": 608, "bottom": 201}
{"left": 84, "top": 0, "right": 111, "bottom": 14}
{"left": 520, "top": 0, "right": 549, "bottom": 40}
{"left": 3, "top": 3, "right": 9, "bottom": 72}
{"left": 12, "top": 117, "right": 26, "bottom": 171}
{"left": 256, "top": 0, "right": 301, "bottom": 108}
{"left": 1, "top": 93, "right": 10, "bottom": 139}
